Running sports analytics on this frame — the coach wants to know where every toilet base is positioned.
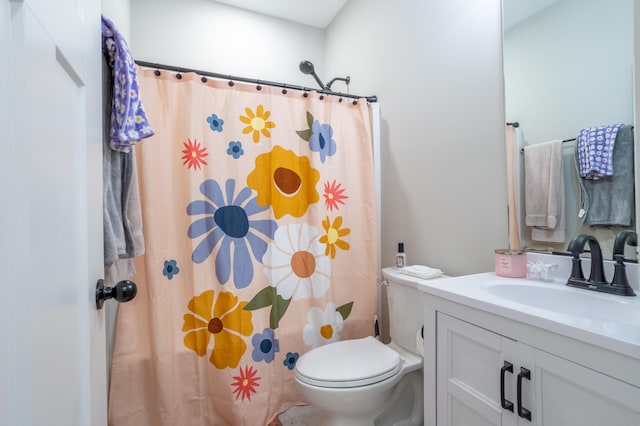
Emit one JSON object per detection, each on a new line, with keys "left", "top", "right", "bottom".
{"left": 318, "top": 413, "right": 379, "bottom": 426}
{"left": 375, "top": 370, "right": 423, "bottom": 426}
{"left": 296, "top": 374, "right": 395, "bottom": 426}
{"left": 296, "top": 370, "right": 423, "bottom": 426}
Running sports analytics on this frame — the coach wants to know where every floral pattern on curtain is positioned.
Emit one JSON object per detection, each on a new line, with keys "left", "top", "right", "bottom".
{"left": 108, "top": 68, "right": 378, "bottom": 426}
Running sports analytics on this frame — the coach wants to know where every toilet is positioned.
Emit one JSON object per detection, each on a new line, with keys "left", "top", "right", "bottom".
{"left": 294, "top": 267, "right": 427, "bottom": 426}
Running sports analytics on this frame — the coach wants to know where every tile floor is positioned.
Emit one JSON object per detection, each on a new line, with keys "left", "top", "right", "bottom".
{"left": 277, "top": 405, "right": 320, "bottom": 426}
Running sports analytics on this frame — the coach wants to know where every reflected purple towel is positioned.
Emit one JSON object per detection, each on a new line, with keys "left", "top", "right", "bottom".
{"left": 101, "top": 16, "right": 154, "bottom": 152}
{"left": 577, "top": 124, "right": 622, "bottom": 179}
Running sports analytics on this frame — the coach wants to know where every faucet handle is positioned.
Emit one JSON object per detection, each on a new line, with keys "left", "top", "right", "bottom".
{"left": 610, "top": 254, "right": 636, "bottom": 296}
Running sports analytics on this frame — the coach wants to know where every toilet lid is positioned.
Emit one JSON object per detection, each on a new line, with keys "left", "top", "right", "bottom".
{"left": 295, "top": 336, "right": 401, "bottom": 388}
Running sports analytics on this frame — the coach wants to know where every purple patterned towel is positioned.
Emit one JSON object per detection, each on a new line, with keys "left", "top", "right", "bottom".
{"left": 102, "top": 16, "right": 154, "bottom": 152}
{"left": 577, "top": 124, "right": 622, "bottom": 179}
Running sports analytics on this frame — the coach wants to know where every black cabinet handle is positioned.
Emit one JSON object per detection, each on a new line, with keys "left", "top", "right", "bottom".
{"left": 500, "top": 361, "right": 514, "bottom": 412}
{"left": 517, "top": 367, "right": 532, "bottom": 421}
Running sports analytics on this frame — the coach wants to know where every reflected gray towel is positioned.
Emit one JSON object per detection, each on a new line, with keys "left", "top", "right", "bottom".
{"left": 579, "top": 125, "right": 635, "bottom": 227}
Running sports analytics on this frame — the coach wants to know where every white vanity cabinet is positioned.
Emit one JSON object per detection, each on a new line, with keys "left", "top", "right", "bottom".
{"left": 434, "top": 311, "right": 640, "bottom": 426}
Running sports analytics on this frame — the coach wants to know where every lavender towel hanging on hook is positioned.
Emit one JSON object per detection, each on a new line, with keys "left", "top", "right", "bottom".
{"left": 101, "top": 16, "right": 154, "bottom": 152}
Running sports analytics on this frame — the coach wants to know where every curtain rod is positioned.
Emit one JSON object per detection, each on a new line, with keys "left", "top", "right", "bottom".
{"left": 135, "top": 60, "right": 378, "bottom": 103}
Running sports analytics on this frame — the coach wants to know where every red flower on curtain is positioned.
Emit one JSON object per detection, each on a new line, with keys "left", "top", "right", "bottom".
{"left": 323, "top": 180, "right": 348, "bottom": 211}
{"left": 181, "top": 138, "right": 208, "bottom": 170}
{"left": 231, "top": 365, "right": 261, "bottom": 401}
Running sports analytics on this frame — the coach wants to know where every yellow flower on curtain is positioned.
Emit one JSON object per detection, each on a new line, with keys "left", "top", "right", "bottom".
{"left": 319, "top": 216, "right": 351, "bottom": 259}
{"left": 247, "top": 145, "right": 320, "bottom": 219}
{"left": 239, "top": 104, "right": 276, "bottom": 143}
{"left": 182, "top": 290, "right": 253, "bottom": 369}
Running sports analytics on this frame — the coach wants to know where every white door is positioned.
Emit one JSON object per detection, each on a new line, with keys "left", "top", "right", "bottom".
{"left": 0, "top": 0, "right": 106, "bottom": 425}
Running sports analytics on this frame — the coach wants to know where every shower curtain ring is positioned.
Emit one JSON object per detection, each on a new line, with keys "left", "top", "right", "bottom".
{"left": 282, "top": 84, "right": 288, "bottom": 95}
{"left": 256, "top": 80, "right": 262, "bottom": 91}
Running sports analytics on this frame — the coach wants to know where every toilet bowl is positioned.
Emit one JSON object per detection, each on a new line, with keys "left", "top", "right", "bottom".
{"left": 294, "top": 268, "right": 428, "bottom": 426}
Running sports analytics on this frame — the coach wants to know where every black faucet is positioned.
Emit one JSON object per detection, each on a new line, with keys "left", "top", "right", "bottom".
{"left": 566, "top": 233, "right": 636, "bottom": 296}
{"left": 566, "top": 234, "right": 607, "bottom": 287}
{"left": 610, "top": 231, "right": 637, "bottom": 296}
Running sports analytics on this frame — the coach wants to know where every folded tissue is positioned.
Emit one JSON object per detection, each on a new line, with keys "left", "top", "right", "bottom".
{"left": 527, "top": 260, "right": 558, "bottom": 282}
{"left": 399, "top": 264, "right": 444, "bottom": 280}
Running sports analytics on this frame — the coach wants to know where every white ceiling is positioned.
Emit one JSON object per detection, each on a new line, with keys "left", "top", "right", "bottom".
{"left": 212, "top": 0, "right": 349, "bottom": 29}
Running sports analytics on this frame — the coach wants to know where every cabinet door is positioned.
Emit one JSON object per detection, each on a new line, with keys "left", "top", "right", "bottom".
{"left": 437, "top": 313, "right": 517, "bottom": 426}
{"left": 531, "top": 349, "right": 640, "bottom": 426}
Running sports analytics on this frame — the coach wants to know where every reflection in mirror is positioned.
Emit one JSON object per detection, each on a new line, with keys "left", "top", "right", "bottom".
{"left": 503, "top": 0, "right": 635, "bottom": 260}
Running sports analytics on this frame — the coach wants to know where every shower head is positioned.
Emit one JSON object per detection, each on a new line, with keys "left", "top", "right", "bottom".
{"left": 299, "top": 60, "right": 315, "bottom": 75}
{"left": 299, "top": 60, "right": 325, "bottom": 89}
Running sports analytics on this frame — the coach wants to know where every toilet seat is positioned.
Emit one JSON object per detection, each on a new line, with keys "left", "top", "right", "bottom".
{"left": 295, "top": 336, "right": 401, "bottom": 388}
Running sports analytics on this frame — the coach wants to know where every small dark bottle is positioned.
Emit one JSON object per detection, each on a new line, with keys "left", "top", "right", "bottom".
{"left": 395, "top": 242, "right": 407, "bottom": 269}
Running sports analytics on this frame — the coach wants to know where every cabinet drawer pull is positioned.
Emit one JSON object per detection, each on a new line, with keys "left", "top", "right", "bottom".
{"left": 517, "top": 367, "right": 532, "bottom": 421}
{"left": 500, "top": 361, "right": 514, "bottom": 412}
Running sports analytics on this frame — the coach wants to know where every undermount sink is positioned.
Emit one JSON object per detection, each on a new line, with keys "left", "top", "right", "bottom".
{"left": 486, "top": 282, "right": 640, "bottom": 325}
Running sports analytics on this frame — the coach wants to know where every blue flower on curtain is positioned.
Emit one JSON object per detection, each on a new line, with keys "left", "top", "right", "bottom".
{"left": 226, "top": 141, "right": 244, "bottom": 159}
{"left": 309, "top": 120, "right": 337, "bottom": 163}
{"left": 295, "top": 112, "right": 337, "bottom": 163}
{"left": 187, "top": 179, "right": 277, "bottom": 289}
{"left": 283, "top": 352, "right": 299, "bottom": 370}
{"left": 207, "top": 113, "right": 224, "bottom": 132}
{"left": 251, "top": 328, "right": 280, "bottom": 363}
{"left": 162, "top": 259, "right": 180, "bottom": 280}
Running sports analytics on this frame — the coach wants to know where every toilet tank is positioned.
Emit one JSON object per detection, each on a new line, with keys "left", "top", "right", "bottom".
{"left": 382, "top": 268, "right": 425, "bottom": 354}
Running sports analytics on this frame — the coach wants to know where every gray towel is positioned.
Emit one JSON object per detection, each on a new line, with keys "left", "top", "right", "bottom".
{"left": 103, "top": 55, "right": 145, "bottom": 274}
{"left": 578, "top": 124, "right": 635, "bottom": 227}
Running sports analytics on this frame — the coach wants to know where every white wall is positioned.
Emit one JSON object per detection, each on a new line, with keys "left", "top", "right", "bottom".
{"left": 326, "top": 0, "right": 509, "bottom": 275}
{"left": 0, "top": 3, "right": 16, "bottom": 425}
{"left": 130, "top": 0, "right": 325, "bottom": 87}
{"left": 102, "top": 0, "right": 131, "bottom": 41}
{"left": 129, "top": 0, "right": 509, "bottom": 278}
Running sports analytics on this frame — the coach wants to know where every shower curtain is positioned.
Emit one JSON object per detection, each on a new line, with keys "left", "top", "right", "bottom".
{"left": 108, "top": 68, "right": 378, "bottom": 426}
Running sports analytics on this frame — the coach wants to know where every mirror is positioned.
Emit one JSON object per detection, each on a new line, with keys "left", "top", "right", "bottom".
{"left": 502, "top": 0, "right": 635, "bottom": 259}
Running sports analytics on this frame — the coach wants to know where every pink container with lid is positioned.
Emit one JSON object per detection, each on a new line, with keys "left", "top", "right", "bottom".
{"left": 494, "top": 249, "right": 527, "bottom": 278}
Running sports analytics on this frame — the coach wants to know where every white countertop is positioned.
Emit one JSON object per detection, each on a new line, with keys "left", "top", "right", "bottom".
{"left": 383, "top": 261, "right": 640, "bottom": 360}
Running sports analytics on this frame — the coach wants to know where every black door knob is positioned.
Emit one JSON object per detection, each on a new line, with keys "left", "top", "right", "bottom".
{"left": 95, "top": 279, "right": 137, "bottom": 310}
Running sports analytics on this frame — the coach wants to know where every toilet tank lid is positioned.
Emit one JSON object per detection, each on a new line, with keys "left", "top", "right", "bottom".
{"left": 295, "top": 336, "right": 400, "bottom": 383}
